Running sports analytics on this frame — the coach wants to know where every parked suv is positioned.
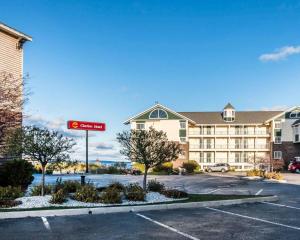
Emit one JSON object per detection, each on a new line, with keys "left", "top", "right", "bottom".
{"left": 288, "top": 160, "right": 300, "bottom": 173}
{"left": 207, "top": 163, "right": 230, "bottom": 173}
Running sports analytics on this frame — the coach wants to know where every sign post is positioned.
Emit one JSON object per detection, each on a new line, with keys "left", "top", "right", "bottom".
{"left": 67, "top": 120, "right": 106, "bottom": 174}
{"left": 86, "top": 130, "right": 88, "bottom": 173}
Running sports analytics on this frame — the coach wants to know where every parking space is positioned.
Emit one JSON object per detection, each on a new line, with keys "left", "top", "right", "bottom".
{"left": 1, "top": 173, "right": 300, "bottom": 240}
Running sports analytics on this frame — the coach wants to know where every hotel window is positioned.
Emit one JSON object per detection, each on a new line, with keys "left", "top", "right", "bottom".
{"left": 136, "top": 122, "right": 145, "bottom": 130}
{"left": 243, "top": 139, "right": 249, "bottom": 148}
{"left": 274, "top": 121, "right": 281, "bottom": 129}
{"left": 180, "top": 121, "right": 186, "bottom": 129}
{"left": 275, "top": 136, "right": 282, "bottom": 144}
{"left": 290, "top": 110, "right": 300, "bottom": 118}
{"left": 235, "top": 126, "right": 242, "bottom": 135}
{"left": 180, "top": 137, "right": 186, "bottom": 143}
{"left": 235, "top": 139, "right": 241, "bottom": 149}
{"left": 206, "top": 139, "right": 212, "bottom": 148}
{"left": 273, "top": 151, "right": 282, "bottom": 159}
{"left": 149, "top": 109, "right": 168, "bottom": 119}
{"left": 274, "top": 129, "right": 282, "bottom": 143}
{"left": 206, "top": 152, "right": 212, "bottom": 163}
{"left": 243, "top": 152, "right": 249, "bottom": 162}
{"left": 206, "top": 126, "right": 212, "bottom": 135}
{"left": 235, "top": 153, "right": 241, "bottom": 163}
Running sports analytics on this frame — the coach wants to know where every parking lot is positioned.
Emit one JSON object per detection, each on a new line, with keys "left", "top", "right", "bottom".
{"left": 1, "top": 173, "right": 300, "bottom": 240}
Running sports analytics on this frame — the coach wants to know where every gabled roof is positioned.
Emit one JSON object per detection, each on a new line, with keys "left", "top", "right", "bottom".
{"left": 0, "top": 22, "right": 32, "bottom": 41}
{"left": 292, "top": 119, "right": 300, "bottom": 126}
{"left": 179, "top": 111, "right": 282, "bottom": 125}
{"left": 123, "top": 104, "right": 196, "bottom": 124}
{"left": 224, "top": 103, "right": 235, "bottom": 109}
{"left": 264, "top": 106, "right": 299, "bottom": 123}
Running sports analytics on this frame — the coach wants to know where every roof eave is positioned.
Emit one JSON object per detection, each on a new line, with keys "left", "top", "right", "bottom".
{"left": 123, "top": 104, "right": 196, "bottom": 125}
{"left": 0, "top": 23, "right": 32, "bottom": 42}
{"left": 264, "top": 106, "right": 297, "bottom": 124}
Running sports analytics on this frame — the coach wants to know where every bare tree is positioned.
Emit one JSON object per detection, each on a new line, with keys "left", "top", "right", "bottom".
{"left": 117, "top": 127, "right": 182, "bottom": 190}
{"left": 0, "top": 71, "right": 29, "bottom": 158}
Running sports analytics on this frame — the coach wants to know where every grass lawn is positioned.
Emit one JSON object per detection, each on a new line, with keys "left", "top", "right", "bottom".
{"left": 0, "top": 194, "right": 263, "bottom": 212}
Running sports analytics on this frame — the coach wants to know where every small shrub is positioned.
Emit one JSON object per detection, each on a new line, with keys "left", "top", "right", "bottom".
{"left": 0, "top": 199, "right": 22, "bottom": 208}
{"left": 162, "top": 189, "right": 188, "bottom": 199}
{"left": 53, "top": 177, "right": 64, "bottom": 194}
{"left": 0, "top": 186, "right": 23, "bottom": 200}
{"left": 30, "top": 184, "right": 52, "bottom": 196}
{"left": 107, "top": 182, "right": 125, "bottom": 192}
{"left": 147, "top": 179, "right": 165, "bottom": 192}
{"left": 50, "top": 189, "right": 66, "bottom": 204}
{"left": 0, "top": 159, "right": 34, "bottom": 190}
{"left": 153, "top": 162, "right": 173, "bottom": 174}
{"left": 73, "top": 184, "right": 100, "bottom": 203}
{"left": 125, "top": 183, "right": 146, "bottom": 201}
{"left": 63, "top": 180, "right": 81, "bottom": 193}
{"left": 100, "top": 188, "right": 122, "bottom": 204}
{"left": 264, "top": 172, "right": 284, "bottom": 180}
{"left": 182, "top": 160, "right": 199, "bottom": 174}
{"left": 246, "top": 169, "right": 263, "bottom": 177}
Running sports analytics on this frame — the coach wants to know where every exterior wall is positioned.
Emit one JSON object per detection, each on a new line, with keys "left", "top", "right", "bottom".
{"left": 271, "top": 113, "right": 300, "bottom": 168}
{"left": 273, "top": 142, "right": 300, "bottom": 167}
{"left": 0, "top": 29, "right": 23, "bottom": 78}
{"left": 131, "top": 118, "right": 189, "bottom": 164}
{"left": 131, "top": 119, "right": 182, "bottom": 142}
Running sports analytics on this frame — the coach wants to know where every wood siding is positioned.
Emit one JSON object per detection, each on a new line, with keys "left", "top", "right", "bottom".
{"left": 0, "top": 29, "right": 23, "bottom": 79}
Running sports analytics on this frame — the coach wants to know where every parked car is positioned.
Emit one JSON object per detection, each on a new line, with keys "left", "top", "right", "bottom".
{"left": 288, "top": 160, "right": 300, "bottom": 173}
{"left": 207, "top": 163, "right": 230, "bottom": 173}
{"left": 131, "top": 168, "right": 142, "bottom": 175}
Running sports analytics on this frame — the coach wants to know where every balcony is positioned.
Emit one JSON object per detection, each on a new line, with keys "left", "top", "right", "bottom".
{"left": 190, "top": 144, "right": 269, "bottom": 150}
{"left": 189, "top": 130, "right": 270, "bottom": 136}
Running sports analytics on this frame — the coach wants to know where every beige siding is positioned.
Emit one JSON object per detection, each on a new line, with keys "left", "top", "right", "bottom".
{"left": 0, "top": 30, "right": 23, "bottom": 79}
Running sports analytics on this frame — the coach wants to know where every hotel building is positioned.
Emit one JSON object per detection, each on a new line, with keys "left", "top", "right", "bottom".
{"left": 124, "top": 103, "right": 300, "bottom": 170}
{"left": 0, "top": 23, "right": 31, "bottom": 159}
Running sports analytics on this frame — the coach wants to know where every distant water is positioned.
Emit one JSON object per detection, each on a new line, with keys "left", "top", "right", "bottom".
{"left": 89, "top": 160, "right": 132, "bottom": 169}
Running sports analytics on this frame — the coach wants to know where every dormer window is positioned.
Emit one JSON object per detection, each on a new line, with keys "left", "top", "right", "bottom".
{"left": 149, "top": 109, "right": 168, "bottom": 119}
{"left": 223, "top": 103, "right": 235, "bottom": 122}
{"left": 290, "top": 110, "right": 300, "bottom": 119}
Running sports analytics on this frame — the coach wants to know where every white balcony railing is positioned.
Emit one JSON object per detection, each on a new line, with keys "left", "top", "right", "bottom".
{"left": 189, "top": 130, "right": 269, "bottom": 136}
{"left": 190, "top": 144, "right": 269, "bottom": 150}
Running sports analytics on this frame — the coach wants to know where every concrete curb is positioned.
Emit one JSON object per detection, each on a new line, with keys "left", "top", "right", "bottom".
{"left": 0, "top": 195, "right": 278, "bottom": 219}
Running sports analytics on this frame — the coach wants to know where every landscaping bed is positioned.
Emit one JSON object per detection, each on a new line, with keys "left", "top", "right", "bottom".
{"left": 10, "top": 191, "right": 177, "bottom": 209}
{"left": 0, "top": 178, "right": 262, "bottom": 212}
{"left": 0, "top": 193, "right": 261, "bottom": 212}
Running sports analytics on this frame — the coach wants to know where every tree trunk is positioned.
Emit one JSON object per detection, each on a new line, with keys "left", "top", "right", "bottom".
{"left": 41, "top": 165, "right": 46, "bottom": 196}
{"left": 143, "top": 167, "right": 148, "bottom": 191}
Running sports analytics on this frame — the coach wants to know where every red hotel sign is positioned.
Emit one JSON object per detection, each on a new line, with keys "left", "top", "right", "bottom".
{"left": 67, "top": 120, "right": 106, "bottom": 131}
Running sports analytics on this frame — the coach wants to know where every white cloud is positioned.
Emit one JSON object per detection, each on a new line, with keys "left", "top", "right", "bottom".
{"left": 259, "top": 45, "right": 300, "bottom": 62}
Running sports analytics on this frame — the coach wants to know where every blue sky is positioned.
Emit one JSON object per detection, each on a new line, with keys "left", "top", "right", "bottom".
{"left": 1, "top": 0, "right": 300, "bottom": 160}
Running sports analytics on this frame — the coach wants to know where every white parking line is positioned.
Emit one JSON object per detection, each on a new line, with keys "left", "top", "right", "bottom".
{"left": 205, "top": 189, "right": 219, "bottom": 194}
{"left": 41, "top": 217, "right": 51, "bottom": 231}
{"left": 263, "top": 202, "right": 300, "bottom": 210}
{"left": 136, "top": 213, "right": 200, "bottom": 240}
{"left": 206, "top": 207, "right": 300, "bottom": 231}
{"left": 255, "top": 189, "right": 263, "bottom": 195}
